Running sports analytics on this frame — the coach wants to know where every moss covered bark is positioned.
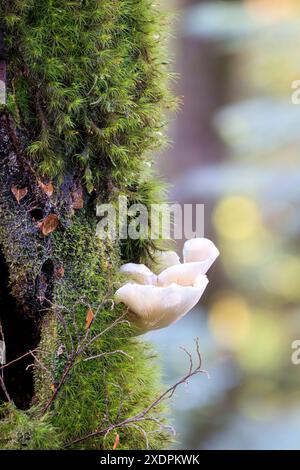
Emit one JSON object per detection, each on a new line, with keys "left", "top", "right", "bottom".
{"left": 0, "top": 0, "right": 175, "bottom": 449}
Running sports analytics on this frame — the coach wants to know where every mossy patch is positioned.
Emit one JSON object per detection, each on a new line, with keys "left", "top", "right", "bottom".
{"left": 0, "top": 213, "right": 173, "bottom": 449}
{"left": 48, "top": 215, "right": 171, "bottom": 449}
{"left": 1, "top": 0, "right": 176, "bottom": 189}
{"left": 0, "top": 0, "right": 176, "bottom": 450}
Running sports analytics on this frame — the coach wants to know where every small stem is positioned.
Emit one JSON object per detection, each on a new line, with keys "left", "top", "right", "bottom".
{"left": 41, "top": 357, "right": 74, "bottom": 416}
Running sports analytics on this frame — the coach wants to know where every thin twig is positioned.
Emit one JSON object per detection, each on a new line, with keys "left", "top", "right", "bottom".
{"left": 77, "top": 316, "right": 129, "bottom": 356}
{"left": 26, "top": 351, "right": 54, "bottom": 381}
{"left": 82, "top": 349, "right": 132, "bottom": 363}
{"left": 0, "top": 348, "right": 38, "bottom": 370}
{"left": 64, "top": 338, "right": 208, "bottom": 448}
{"left": 41, "top": 300, "right": 126, "bottom": 416}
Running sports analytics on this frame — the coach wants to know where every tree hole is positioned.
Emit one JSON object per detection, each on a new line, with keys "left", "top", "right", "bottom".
{"left": 0, "top": 247, "right": 41, "bottom": 409}
{"left": 36, "top": 258, "right": 54, "bottom": 303}
{"left": 30, "top": 208, "right": 44, "bottom": 221}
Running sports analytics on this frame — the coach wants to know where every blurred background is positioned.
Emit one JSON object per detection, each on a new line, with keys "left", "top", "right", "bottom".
{"left": 146, "top": 0, "right": 300, "bottom": 450}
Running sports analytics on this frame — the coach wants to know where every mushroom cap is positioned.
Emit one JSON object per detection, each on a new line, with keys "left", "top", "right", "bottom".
{"left": 116, "top": 237, "right": 219, "bottom": 333}
{"left": 115, "top": 274, "right": 208, "bottom": 332}
{"left": 157, "top": 239, "right": 219, "bottom": 287}
{"left": 153, "top": 250, "right": 181, "bottom": 273}
{"left": 157, "top": 261, "right": 212, "bottom": 287}
{"left": 183, "top": 237, "right": 219, "bottom": 270}
{"left": 119, "top": 263, "right": 157, "bottom": 285}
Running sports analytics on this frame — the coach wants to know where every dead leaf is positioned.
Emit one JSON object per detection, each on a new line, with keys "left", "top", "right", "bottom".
{"left": 11, "top": 185, "right": 28, "bottom": 203}
{"left": 55, "top": 266, "right": 65, "bottom": 278}
{"left": 38, "top": 180, "right": 54, "bottom": 197}
{"left": 85, "top": 307, "right": 94, "bottom": 330}
{"left": 39, "top": 214, "right": 59, "bottom": 236}
{"left": 50, "top": 384, "right": 56, "bottom": 392}
{"left": 71, "top": 187, "right": 84, "bottom": 209}
{"left": 113, "top": 434, "right": 120, "bottom": 450}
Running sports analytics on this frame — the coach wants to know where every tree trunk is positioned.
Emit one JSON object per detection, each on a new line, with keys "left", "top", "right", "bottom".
{"left": 0, "top": 1, "right": 174, "bottom": 450}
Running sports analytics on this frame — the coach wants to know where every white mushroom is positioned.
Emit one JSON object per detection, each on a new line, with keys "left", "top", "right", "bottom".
{"left": 120, "top": 263, "right": 157, "bottom": 285}
{"left": 183, "top": 237, "right": 219, "bottom": 269}
{"left": 115, "top": 275, "right": 208, "bottom": 333}
{"left": 115, "top": 237, "right": 219, "bottom": 333}
{"left": 152, "top": 250, "right": 181, "bottom": 272}
{"left": 157, "top": 238, "right": 219, "bottom": 287}
{"left": 157, "top": 261, "right": 210, "bottom": 287}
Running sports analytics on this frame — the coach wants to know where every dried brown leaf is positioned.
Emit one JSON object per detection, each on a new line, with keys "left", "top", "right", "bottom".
{"left": 113, "top": 434, "right": 120, "bottom": 450}
{"left": 85, "top": 307, "right": 94, "bottom": 330}
{"left": 11, "top": 185, "right": 28, "bottom": 203}
{"left": 39, "top": 214, "right": 59, "bottom": 236}
{"left": 38, "top": 181, "right": 54, "bottom": 197}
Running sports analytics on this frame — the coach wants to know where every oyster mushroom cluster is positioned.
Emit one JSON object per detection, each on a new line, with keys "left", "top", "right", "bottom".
{"left": 115, "top": 238, "right": 219, "bottom": 334}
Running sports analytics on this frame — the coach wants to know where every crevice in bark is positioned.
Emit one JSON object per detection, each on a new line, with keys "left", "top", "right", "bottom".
{"left": 30, "top": 207, "right": 44, "bottom": 221}
{"left": 0, "top": 247, "right": 41, "bottom": 410}
{"left": 37, "top": 258, "right": 54, "bottom": 304}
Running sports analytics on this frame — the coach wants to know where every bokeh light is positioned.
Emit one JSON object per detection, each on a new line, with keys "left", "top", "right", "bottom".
{"left": 213, "top": 196, "right": 261, "bottom": 241}
{"left": 209, "top": 293, "right": 251, "bottom": 351}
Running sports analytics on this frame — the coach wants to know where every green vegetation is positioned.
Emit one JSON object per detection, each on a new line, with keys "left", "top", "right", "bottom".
{"left": 3, "top": 0, "right": 175, "bottom": 186}
{"left": 0, "top": 0, "right": 176, "bottom": 449}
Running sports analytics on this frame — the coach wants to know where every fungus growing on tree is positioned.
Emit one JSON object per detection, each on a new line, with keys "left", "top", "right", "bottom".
{"left": 116, "top": 238, "right": 219, "bottom": 332}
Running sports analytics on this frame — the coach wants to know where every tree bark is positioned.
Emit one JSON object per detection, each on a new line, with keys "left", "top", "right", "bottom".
{"left": 0, "top": 1, "right": 174, "bottom": 450}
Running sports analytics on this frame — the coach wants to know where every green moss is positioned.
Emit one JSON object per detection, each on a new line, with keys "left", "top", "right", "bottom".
{"left": 1, "top": 0, "right": 176, "bottom": 263}
{"left": 0, "top": 215, "right": 172, "bottom": 449}
{"left": 0, "top": 0, "right": 176, "bottom": 450}
{"left": 48, "top": 215, "right": 171, "bottom": 449}
{"left": 34, "top": 312, "right": 58, "bottom": 406}
{"left": 1, "top": 0, "right": 176, "bottom": 189}
{"left": 0, "top": 403, "right": 62, "bottom": 450}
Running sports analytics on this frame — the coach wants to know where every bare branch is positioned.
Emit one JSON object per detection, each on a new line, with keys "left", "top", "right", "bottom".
{"left": 77, "top": 316, "right": 130, "bottom": 356}
{"left": 64, "top": 338, "right": 208, "bottom": 449}
{"left": 81, "top": 349, "right": 132, "bottom": 363}
{"left": 0, "top": 375, "right": 11, "bottom": 403}
{"left": 0, "top": 348, "right": 38, "bottom": 370}
{"left": 41, "top": 300, "right": 128, "bottom": 416}
{"left": 26, "top": 351, "right": 54, "bottom": 381}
